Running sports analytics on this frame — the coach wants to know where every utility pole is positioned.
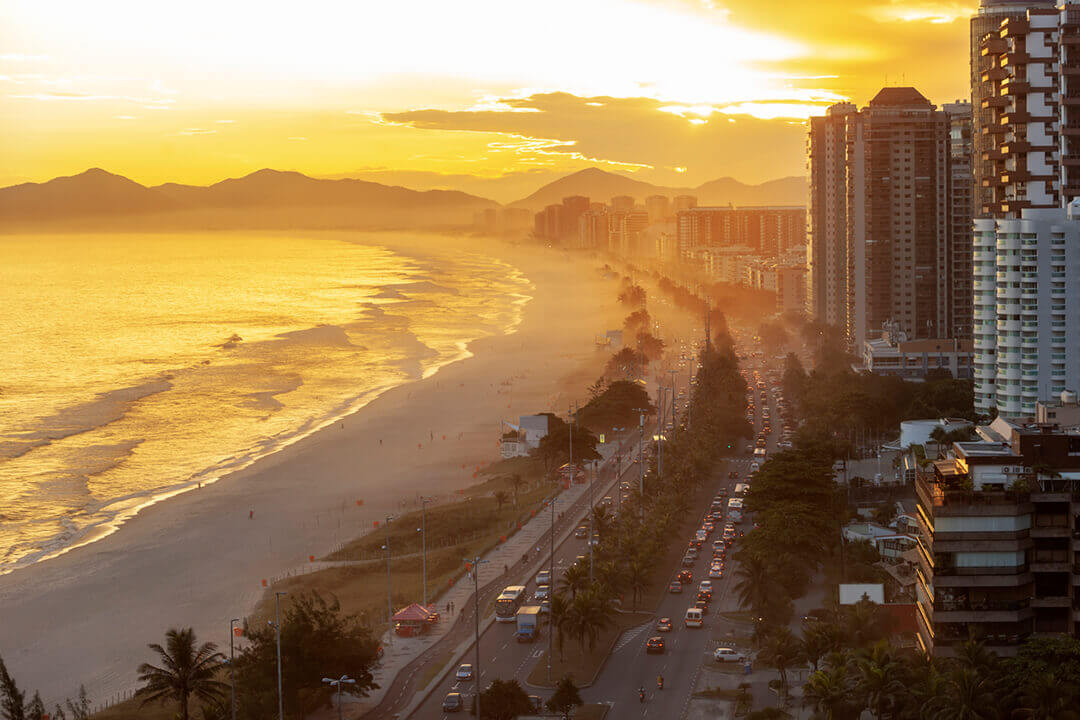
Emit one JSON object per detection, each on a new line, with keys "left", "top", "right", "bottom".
{"left": 547, "top": 493, "right": 558, "bottom": 683}
{"left": 419, "top": 498, "right": 430, "bottom": 606}
{"left": 668, "top": 369, "right": 678, "bottom": 436}
{"left": 273, "top": 591, "right": 287, "bottom": 720}
{"left": 657, "top": 386, "right": 665, "bottom": 485}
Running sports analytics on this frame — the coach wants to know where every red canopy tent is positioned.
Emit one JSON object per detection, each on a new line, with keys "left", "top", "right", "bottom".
{"left": 392, "top": 603, "right": 440, "bottom": 636}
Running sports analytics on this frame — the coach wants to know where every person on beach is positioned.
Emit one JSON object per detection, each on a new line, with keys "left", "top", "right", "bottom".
{"left": 249, "top": 509, "right": 254, "bottom": 519}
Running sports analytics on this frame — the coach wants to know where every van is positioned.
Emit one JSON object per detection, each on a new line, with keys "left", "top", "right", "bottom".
{"left": 684, "top": 607, "right": 704, "bottom": 628}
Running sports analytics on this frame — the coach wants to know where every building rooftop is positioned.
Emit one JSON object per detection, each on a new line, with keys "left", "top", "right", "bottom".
{"left": 869, "top": 87, "right": 933, "bottom": 108}
{"left": 953, "top": 441, "right": 1014, "bottom": 458}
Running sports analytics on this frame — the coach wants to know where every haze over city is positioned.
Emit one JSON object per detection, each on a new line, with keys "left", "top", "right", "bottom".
{"left": 8, "top": 2, "right": 1080, "bottom": 720}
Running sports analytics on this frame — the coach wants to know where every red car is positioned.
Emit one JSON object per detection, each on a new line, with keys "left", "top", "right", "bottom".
{"left": 697, "top": 589, "right": 712, "bottom": 603}
{"left": 645, "top": 636, "right": 665, "bottom": 654}
{"left": 677, "top": 569, "right": 693, "bottom": 584}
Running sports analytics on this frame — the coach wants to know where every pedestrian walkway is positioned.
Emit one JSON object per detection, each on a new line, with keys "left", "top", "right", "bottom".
{"left": 356, "top": 438, "right": 630, "bottom": 716}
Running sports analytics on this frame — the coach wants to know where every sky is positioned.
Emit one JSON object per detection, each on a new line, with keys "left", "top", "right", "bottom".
{"left": 0, "top": 0, "right": 975, "bottom": 192}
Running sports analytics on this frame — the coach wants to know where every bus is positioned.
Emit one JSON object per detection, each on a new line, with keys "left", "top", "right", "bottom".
{"left": 495, "top": 586, "right": 527, "bottom": 622}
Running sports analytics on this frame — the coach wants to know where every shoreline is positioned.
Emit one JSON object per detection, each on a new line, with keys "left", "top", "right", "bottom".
{"left": 0, "top": 234, "right": 622, "bottom": 706}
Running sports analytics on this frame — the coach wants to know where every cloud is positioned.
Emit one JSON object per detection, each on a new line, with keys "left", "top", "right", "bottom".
{"left": 178, "top": 128, "right": 215, "bottom": 136}
{"left": 381, "top": 92, "right": 807, "bottom": 185}
{"left": 113, "top": 114, "right": 137, "bottom": 120}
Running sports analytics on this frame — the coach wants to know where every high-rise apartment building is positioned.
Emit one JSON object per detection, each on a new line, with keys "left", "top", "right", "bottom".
{"left": 737, "top": 206, "right": 806, "bottom": 257}
{"left": 610, "top": 195, "right": 635, "bottom": 212}
{"left": 945, "top": 101, "right": 975, "bottom": 339}
{"left": 645, "top": 195, "right": 670, "bottom": 224}
{"left": 973, "top": 206, "right": 1080, "bottom": 417}
{"left": 914, "top": 417, "right": 1080, "bottom": 657}
{"left": 807, "top": 102, "right": 857, "bottom": 326}
{"left": 560, "top": 196, "right": 590, "bottom": 244}
{"left": 578, "top": 208, "right": 608, "bottom": 250}
{"left": 971, "top": 0, "right": 1057, "bottom": 212}
{"left": 673, "top": 195, "right": 698, "bottom": 213}
{"left": 844, "top": 88, "right": 951, "bottom": 348}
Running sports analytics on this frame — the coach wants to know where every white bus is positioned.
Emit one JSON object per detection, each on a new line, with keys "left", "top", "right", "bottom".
{"left": 495, "top": 586, "right": 527, "bottom": 622}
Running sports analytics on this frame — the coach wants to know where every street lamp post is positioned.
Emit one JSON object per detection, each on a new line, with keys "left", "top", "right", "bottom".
{"left": 546, "top": 493, "right": 558, "bottom": 683}
{"left": 273, "top": 591, "right": 287, "bottom": 720}
{"left": 589, "top": 460, "right": 595, "bottom": 583}
{"left": 465, "top": 556, "right": 488, "bottom": 717}
{"left": 321, "top": 675, "right": 355, "bottom": 720}
{"left": 229, "top": 618, "right": 240, "bottom": 720}
{"left": 668, "top": 369, "right": 678, "bottom": 436}
{"left": 383, "top": 515, "right": 393, "bottom": 643}
{"left": 419, "top": 497, "right": 430, "bottom": 607}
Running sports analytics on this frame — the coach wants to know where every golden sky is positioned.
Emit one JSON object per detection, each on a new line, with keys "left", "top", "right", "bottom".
{"left": 0, "top": 0, "right": 975, "bottom": 192}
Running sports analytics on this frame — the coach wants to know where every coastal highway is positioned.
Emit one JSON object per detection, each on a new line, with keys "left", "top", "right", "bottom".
{"left": 410, "top": 448, "right": 638, "bottom": 719}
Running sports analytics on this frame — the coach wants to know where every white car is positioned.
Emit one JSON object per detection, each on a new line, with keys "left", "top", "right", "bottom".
{"left": 455, "top": 663, "right": 474, "bottom": 680}
{"left": 535, "top": 584, "right": 551, "bottom": 601}
{"left": 714, "top": 648, "right": 746, "bottom": 663}
{"left": 535, "top": 570, "right": 551, "bottom": 586}
{"left": 699, "top": 580, "right": 713, "bottom": 592}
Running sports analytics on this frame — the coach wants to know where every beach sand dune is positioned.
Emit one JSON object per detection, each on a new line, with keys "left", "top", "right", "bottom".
{"left": 0, "top": 237, "right": 622, "bottom": 705}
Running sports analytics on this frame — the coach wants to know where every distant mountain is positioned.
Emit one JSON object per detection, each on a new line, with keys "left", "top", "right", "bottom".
{"left": 0, "top": 168, "right": 498, "bottom": 230}
{"left": 0, "top": 168, "right": 180, "bottom": 220}
{"left": 509, "top": 168, "right": 806, "bottom": 211}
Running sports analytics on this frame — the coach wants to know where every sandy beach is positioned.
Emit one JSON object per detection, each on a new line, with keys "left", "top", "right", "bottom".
{"left": 0, "top": 236, "right": 623, "bottom": 705}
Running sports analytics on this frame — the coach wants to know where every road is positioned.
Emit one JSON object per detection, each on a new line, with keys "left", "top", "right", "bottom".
{"left": 411, "top": 441, "right": 640, "bottom": 719}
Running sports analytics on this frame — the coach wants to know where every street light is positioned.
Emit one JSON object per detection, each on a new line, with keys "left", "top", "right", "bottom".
{"left": 271, "top": 591, "right": 287, "bottom": 720}
{"left": 464, "top": 556, "right": 489, "bottom": 718}
{"left": 546, "top": 493, "right": 559, "bottom": 683}
{"left": 229, "top": 618, "right": 240, "bottom": 720}
{"left": 383, "top": 515, "right": 394, "bottom": 644}
{"left": 419, "top": 497, "right": 431, "bottom": 606}
{"left": 321, "top": 675, "right": 355, "bottom": 720}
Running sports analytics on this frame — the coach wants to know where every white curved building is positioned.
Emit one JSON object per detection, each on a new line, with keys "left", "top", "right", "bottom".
{"left": 973, "top": 206, "right": 1080, "bottom": 417}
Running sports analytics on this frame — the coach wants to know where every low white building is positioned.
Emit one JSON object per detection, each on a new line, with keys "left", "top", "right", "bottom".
{"left": 500, "top": 414, "right": 550, "bottom": 458}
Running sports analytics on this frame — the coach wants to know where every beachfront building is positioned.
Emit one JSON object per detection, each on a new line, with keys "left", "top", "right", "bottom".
{"left": 500, "top": 414, "right": 550, "bottom": 458}
{"left": 913, "top": 416, "right": 1080, "bottom": 657}
{"left": 972, "top": 206, "right": 1080, "bottom": 418}
{"left": 861, "top": 323, "right": 974, "bottom": 379}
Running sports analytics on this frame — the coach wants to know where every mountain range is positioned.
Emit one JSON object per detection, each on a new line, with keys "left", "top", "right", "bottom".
{"left": 0, "top": 167, "right": 806, "bottom": 231}
{"left": 509, "top": 168, "right": 807, "bottom": 212}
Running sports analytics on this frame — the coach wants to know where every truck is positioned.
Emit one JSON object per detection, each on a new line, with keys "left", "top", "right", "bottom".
{"left": 515, "top": 606, "right": 542, "bottom": 642}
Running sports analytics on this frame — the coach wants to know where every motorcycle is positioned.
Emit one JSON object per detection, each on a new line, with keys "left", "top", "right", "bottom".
{"left": 638, "top": 687, "right": 646, "bottom": 703}
{"left": 657, "top": 675, "right": 664, "bottom": 690}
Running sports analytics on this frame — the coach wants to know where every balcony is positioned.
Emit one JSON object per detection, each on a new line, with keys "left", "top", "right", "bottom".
{"left": 1002, "top": 79, "right": 1031, "bottom": 96}
{"left": 982, "top": 95, "right": 1009, "bottom": 110}
{"left": 982, "top": 38, "right": 1008, "bottom": 55}
{"left": 1030, "top": 596, "right": 1071, "bottom": 608}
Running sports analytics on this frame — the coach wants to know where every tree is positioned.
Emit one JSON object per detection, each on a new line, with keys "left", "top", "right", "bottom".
{"left": 235, "top": 591, "right": 381, "bottom": 720}
{"left": 757, "top": 627, "right": 802, "bottom": 700}
{"left": 493, "top": 489, "right": 509, "bottom": 510}
{"left": 509, "top": 474, "right": 524, "bottom": 507}
{"left": 65, "top": 686, "right": 90, "bottom": 720}
{"left": 0, "top": 654, "right": 25, "bottom": 720}
{"left": 559, "top": 563, "right": 589, "bottom": 600}
{"left": 136, "top": 628, "right": 226, "bottom": 720}
{"left": 732, "top": 554, "right": 782, "bottom": 621}
{"left": 746, "top": 709, "right": 792, "bottom": 720}
{"left": 478, "top": 679, "right": 532, "bottom": 720}
{"left": 922, "top": 667, "right": 1001, "bottom": 720}
{"left": 624, "top": 556, "right": 650, "bottom": 611}
{"left": 549, "top": 593, "right": 571, "bottom": 661}
{"left": 800, "top": 623, "right": 838, "bottom": 673}
{"left": 567, "top": 589, "right": 611, "bottom": 656}
{"left": 852, "top": 642, "right": 905, "bottom": 720}
{"left": 23, "top": 694, "right": 44, "bottom": 720}
{"left": 1013, "top": 671, "right": 1079, "bottom": 720}
{"left": 545, "top": 676, "right": 583, "bottom": 720}
{"left": 803, "top": 664, "right": 857, "bottom": 720}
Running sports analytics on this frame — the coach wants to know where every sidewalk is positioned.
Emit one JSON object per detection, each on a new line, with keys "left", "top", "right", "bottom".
{"left": 355, "top": 436, "right": 632, "bottom": 717}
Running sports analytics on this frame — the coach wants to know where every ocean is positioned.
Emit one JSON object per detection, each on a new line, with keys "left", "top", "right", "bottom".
{"left": 0, "top": 231, "right": 530, "bottom": 574}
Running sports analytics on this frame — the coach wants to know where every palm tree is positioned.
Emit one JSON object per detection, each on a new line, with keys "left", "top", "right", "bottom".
{"left": 800, "top": 623, "right": 841, "bottom": 672}
{"left": 1013, "top": 671, "right": 1080, "bottom": 720}
{"left": 842, "top": 599, "right": 889, "bottom": 650}
{"left": 548, "top": 593, "right": 571, "bottom": 661}
{"left": 594, "top": 560, "right": 625, "bottom": 598}
{"left": 733, "top": 554, "right": 779, "bottom": 620}
{"left": 803, "top": 665, "right": 855, "bottom": 720}
{"left": 852, "top": 641, "right": 905, "bottom": 720}
{"left": 569, "top": 589, "right": 611, "bottom": 656}
{"left": 591, "top": 505, "right": 613, "bottom": 538}
{"left": 922, "top": 667, "right": 1001, "bottom": 720}
{"left": 757, "top": 627, "right": 802, "bottom": 701}
{"left": 624, "top": 556, "right": 650, "bottom": 611}
{"left": 510, "top": 473, "right": 524, "bottom": 507}
{"left": 559, "top": 563, "right": 590, "bottom": 600}
{"left": 137, "top": 628, "right": 226, "bottom": 720}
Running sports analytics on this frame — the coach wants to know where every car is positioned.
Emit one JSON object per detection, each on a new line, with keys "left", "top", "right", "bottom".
{"left": 455, "top": 664, "right": 474, "bottom": 681}
{"left": 697, "top": 589, "right": 712, "bottom": 603}
{"left": 539, "top": 599, "right": 551, "bottom": 614}
{"left": 708, "top": 566, "right": 724, "bottom": 578}
{"left": 686, "top": 545, "right": 700, "bottom": 557}
{"left": 657, "top": 617, "right": 673, "bottom": 632}
{"left": 668, "top": 580, "right": 683, "bottom": 594}
{"left": 534, "top": 584, "right": 551, "bottom": 601}
{"left": 728, "top": 470, "right": 739, "bottom": 479}
{"left": 528, "top": 695, "right": 543, "bottom": 712}
{"left": 699, "top": 580, "right": 713, "bottom": 592}
{"left": 602, "top": 496, "right": 613, "bottom": 506}
{"left": 442, "top": 692, "right": 463, "bottom": 712}
{"left": 694, "top": 599, "right": 709, "bottom": 614}
{"left": 619, "top": 481, "right": 631, "bottom": 491}
{"left": 681, "top": 554, "right": 696, "bottom": 567}
{"left": 575, "top": 555, "right": 587, "bottom": 566}
{"left": 677, "top": 569, "right": 693, "bottom": 583}
{"left": 645, "top": 636, "right": 665, "bottom": 654}
{"left": 574, "top": 526, "right": 588, "bottom": 539}
{"left": 714, "top": 647, "right": 747, "bottom": 663}
{"left": 535, "top": 570, "right": 551, "bottom": 586}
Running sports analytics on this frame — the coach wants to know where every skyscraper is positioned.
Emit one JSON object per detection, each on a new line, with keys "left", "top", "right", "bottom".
{"left": 644, "top": 195, "right": 670, "bottom": 224}
{"left": 807, "top": 102, "right": 856, "bottom": 326}
{"left": 844, "top": 88, "right": 950, "bottom": 348}
{"left": 971, "top": 0, "right": 1056, "bottom": 212}
{"left": 945, "top": 101, "right": 975, "bottom": 339}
